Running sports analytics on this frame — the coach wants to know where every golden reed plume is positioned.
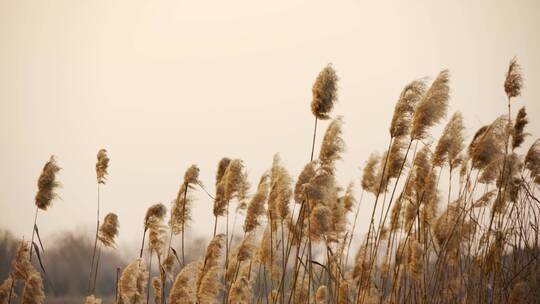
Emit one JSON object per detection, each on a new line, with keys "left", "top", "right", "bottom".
{"left": 311, "top": 64, "right": 338, "bottom": 120}
{"left": 35, "top": 156, "right": 61, "bottom": 210}
{"left": 98, "top": 212, "right": 119, "bottom": 248}
{"left": 96, "top": 149, "right": 110, "bottom": 184}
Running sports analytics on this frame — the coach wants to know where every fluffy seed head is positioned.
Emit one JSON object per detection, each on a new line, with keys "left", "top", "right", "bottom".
{"left": 319, "top": 116, "right": 345, "bottom": 168}
{"left": 361, "top": 153, "right": 380, "bottom": 194}
{"left": 504, "top": 57, "right": 523, "bottom": 99}
{"left": 98, "top": 213, "right": 119, "bottom": 248}
{"left": 411, "top": 70, "right": 450, "bottom": 140}
{"left": 390, "top": 79, "right": 427, "bottom": 138}
{"left": 21, "top": 271, "right": 45, "bottom": 304}
{"left": 96, "top": 149, "right": 110, "bottom": 184}
{"left": 433, "top": 112, "right": 465, "bottom": 168}
{"left": 512, "top": 107, "right": 529, "bottom": 150}
{"left": 85, "top": 295, "right": 102, "bottom": 304}
{"left": 35, "top": 155, "right": 61, "bottom": 210}
{"left": 244, "top": 173, "right": 270, "bottom": 233}
{"left": 311, "top": 64, "right": 338, "bottom": 120}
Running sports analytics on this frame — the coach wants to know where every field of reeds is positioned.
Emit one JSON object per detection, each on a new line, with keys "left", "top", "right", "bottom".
{"left": 1, "top": 58, "right": 540, "bottom": 304}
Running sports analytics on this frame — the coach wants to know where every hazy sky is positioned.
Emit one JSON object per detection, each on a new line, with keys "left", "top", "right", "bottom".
{"left": 1, "top": 0, "right": 539, "bottom": 250}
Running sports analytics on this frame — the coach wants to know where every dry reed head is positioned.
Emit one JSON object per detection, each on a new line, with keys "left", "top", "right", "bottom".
{"left": 21, "top": 271, "right": 45, "bottom": 304}
{"left": 168, "top": 261, "right": 199, "bottom": 304}
{"left": 215, "top": 157, "right": 231, "bottom": 187}
{"left": 386, "top": 136, "right": 407, "bottom": 180}
{"left": 244, "top": 173, "right": 270, "bottom": 233}
{"left": 411, "top": 70, "right": 450, "bottom": 140}
{"left": 433, "top": 112, "right": 465, "bottom": 168}
{"left": 96, "top": 149, "right": 110, "bottom": 184}
{"left": 170, "top": 165, "right": 199, "bottom": 235}
{"left": 197, "top": 234, "right": 225, "bottom": 304}
{"left": 525, "top": 139, "right": 540, "bottom": 183}
{"left": 316, "top": 285, "right": 328, "bottom": 304}
{"left": 183, "top": 165, "right": 200, "bottom": 185}
{"left": 144, "top": 203, "right": 167, "bottom": 230}
{"left": 311, "top": 64, "right": 338, "bottom": 120}
{"left": 214, "top": 159, "right": 245, "bottom": 217}
{"left": 84, "top": 295, "right": 103, "bottom": 304}
{"left": 294, "top": 161, "right": 317, "bottom": 203}
{"left": 268, "top": 154, "right": 293, "bottom": 221}
{"left": 319, "top": 116, "right": 345, "bottom": 168}
{"left": 118, "top": 258, "right": 148, "bottom": 304}
{"left": 505, "top": 57, "right": 523, "bottom": 99}
{"left": 390, "top": 194, "right": 403, "bottom": 231}
{"left": 0, "top": 277, "right": 14, "bottom": 303}
{"left": 512, "top": 107, "right": 529, "bottom": 150}
{"left": 35, "top": 155, "right": 61, "bottom": 210}
{"left": 151, "top": 276, "right": 162, "bottom": 304}
{"left": 148, "top": 218, "right": 167, "bottom": 257}
{"left": 12, "top": 241, "right": 33, "bottom": 281}
{"left": 473, "top": 189, "right": 497, "bottom": 208}
{"left": 228, "top": 276, "right": 250, "bottom": 304}
{"left": 98, "top": 212, "right": 119, "bottom": 248}
{"left": 340, "top": 182, "right": 355, "bottom": 213}
{"left": 390, "top": 79, "right": 427, "bottom": 138}
{"left": 361, "top": 153, "right": 380, "bottom": 194}
{"left": 469, "top": 116, "right": 507, "bottom": 170}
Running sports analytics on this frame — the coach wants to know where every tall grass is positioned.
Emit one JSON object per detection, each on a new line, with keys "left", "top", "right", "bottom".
{"left": 2, "top": 59, "right": 540, "bottom": 304}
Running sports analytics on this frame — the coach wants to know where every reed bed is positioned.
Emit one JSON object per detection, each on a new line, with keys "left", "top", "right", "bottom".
{"left": 2, "top": 59, "right": 540, "bottom": 304}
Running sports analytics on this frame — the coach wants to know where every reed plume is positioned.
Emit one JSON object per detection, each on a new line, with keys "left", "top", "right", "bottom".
{"left": 96, "top": 149, "right": 110, "bottom": 184}
{"left": 151, "top": 276, "right": 162, "bottom": 304}
{"left": 411, "top": 70, "right": 450, "bottom": 140}
{"left": 98, "top": 213, "right": 119, "bottom": 248}
{"left": 197, "top": 234, "right": 225, "bottom": 304}
{"left": 315, "top": 285, "right": 328, "bottom": 304}
{"left": 243, "top": 174, "right": 270, "bottom": 233}
{"left": 433, "top": 112, "right": 465, "bottom": 168}
{"left": 390, "top": 79, "right": 427, "bottom": 138}
{"left": 319, "top": 116, "right": 345, "bottom": 168}
{"left": 168, "top": 261, "right": 199, "bottom": 304}
{"left": 20, "top": 271, "right": 45, "bottom": 304}
{"left": 84, "top": 295, "right": 102, "bottom": 304}
{"left": 512, "top": 107, "right": 528, "bottom": 150}
{"left": 170, "top": 165, "right": 200, "bottom": 234}
{"left": 294, "top": 161, "right": 318, "bottom": 203}
{"left": 504, "top": 57, "right": 523, "bottom": 99}
{"left": 12, "top": 241, "right": 33, "bottom": 281}
{"left": 35, "top": 155, "right": 61, "bottom": 210}
{"left": 311, "top": 64, "right": 338, "bottom": 120}
{"left": 469, "top": 116, "right": 507, "bottom": 170}
{"left": 118, "top": 258, "right": 148, "bottom": 304}
{"left": 525, "top": 139, "right": 540, "bottom": 182}
{"left": 0, "top": 277, "right": 14, "bottom": 304}
{"left": 361, "top": 153, "right": 380, "bottom": 194}
{"left": 268, "top": 154, "right": 293, "bottom": 221}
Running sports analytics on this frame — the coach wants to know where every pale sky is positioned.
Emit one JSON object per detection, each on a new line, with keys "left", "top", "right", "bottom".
{"left": 1, "top": 0, "right": 539, "bottom": 251}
